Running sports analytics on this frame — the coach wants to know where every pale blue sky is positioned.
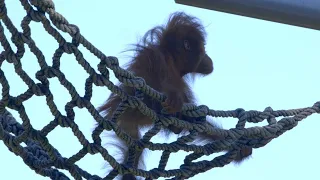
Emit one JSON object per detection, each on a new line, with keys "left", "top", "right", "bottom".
{"left": 1, "top": 0, "right": 320, "bottom": 180}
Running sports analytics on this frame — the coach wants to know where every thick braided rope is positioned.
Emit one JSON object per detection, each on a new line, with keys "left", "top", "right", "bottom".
{"left": 0, "top": 0, "right": 319, "bottom": 179}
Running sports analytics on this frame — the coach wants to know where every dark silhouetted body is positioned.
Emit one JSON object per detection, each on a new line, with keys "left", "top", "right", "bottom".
{"left": 98, "top": 12, "right": 252, "bottom": 180}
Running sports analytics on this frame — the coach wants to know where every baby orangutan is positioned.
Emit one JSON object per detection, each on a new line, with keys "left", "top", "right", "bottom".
{"left": 98, "top": 12, "right": 252, "bottom": 179}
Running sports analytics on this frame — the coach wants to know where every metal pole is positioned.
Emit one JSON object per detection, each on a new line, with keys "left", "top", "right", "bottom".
{"left": 175, "top": 0, "right": 320, "bottom": 30}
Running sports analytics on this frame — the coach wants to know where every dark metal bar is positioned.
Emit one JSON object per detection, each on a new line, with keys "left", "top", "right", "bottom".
{"left": 175, "top": 0, "right": 320, "bottom": 30}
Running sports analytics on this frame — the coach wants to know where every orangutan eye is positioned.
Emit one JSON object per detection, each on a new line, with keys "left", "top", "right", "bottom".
{"left": 184, "top": 40, "right": 191, "bottom": 50}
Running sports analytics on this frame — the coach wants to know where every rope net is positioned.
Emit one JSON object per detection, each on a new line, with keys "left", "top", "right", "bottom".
{"left": 0, "top": 0, "right": 319, "bottom": 179}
